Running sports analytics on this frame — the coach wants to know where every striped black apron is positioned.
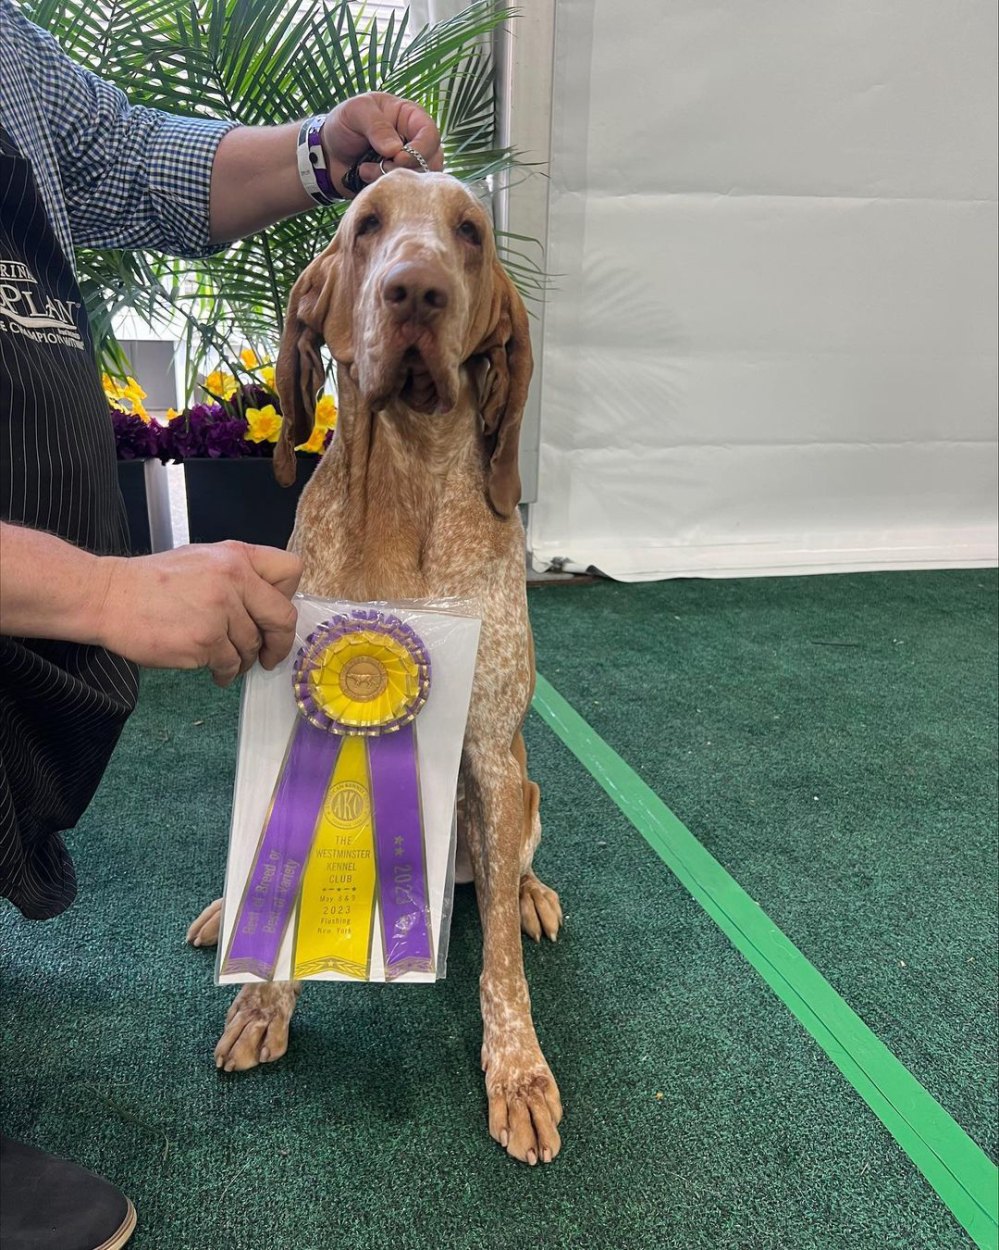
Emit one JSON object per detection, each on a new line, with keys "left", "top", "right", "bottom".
{"left": 0, "top": 123, "right": 138, "bottom": 919}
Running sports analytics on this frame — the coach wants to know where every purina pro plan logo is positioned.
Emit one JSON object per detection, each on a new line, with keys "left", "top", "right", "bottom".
{"left": 0, "top": 258, "right": 84, "bottom": 350}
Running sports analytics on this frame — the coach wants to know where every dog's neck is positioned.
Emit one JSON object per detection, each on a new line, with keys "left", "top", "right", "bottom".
{"left": 313, "top": 364, "right": 491, "bottom": 599}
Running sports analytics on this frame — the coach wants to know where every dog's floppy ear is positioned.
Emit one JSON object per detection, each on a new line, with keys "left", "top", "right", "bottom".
{"left": 273, "top": 242, "right": 340, "bottom": 486}
{"left": 475, "top": 263, "right": 533, "bottom": 518}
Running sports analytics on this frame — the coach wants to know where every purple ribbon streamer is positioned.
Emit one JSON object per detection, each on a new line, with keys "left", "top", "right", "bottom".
{"left": 368, "top": 723, "right": 434, "bottom": 977}
{"left": 222, "top": 719, "right": 341, "bottom": 979}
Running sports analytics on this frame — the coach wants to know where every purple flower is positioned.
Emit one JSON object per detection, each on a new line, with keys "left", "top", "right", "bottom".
{"left": 152, "top": 384, "right": 294, "bottom": 461}
{"left": 110, "top": 406, "right": 160, "bottom": 460}
{"left": 234, "top": 383, "right": 278, "bottom": 413}
{"left": 203, "top": 416, "right": 252, "bottom": 459}
{"left": 158, "top": 402, "right": 251, "bottom": 462}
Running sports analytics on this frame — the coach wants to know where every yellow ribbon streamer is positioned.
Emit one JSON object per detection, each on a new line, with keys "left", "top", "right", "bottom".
{"left": 293, "top": 736, "right": 377, "bottom": 979}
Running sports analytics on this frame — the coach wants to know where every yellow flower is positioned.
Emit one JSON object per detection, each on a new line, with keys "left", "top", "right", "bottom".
{"left": 296, "top": 425, "right": 329, "bottom": 454}
{"left": 122, "top": 376, "right": 147, "bottom": 404}
{"left": 259, "top": 364, "right": 276, "bottom": 391}
{"left": 165, "top": 407, "right": 180, "bottom": 422}
{"left": 313, "top": 393, "right": 337, "bottom": 430}
{"left": 203, "top": 369, "right": 238, "bottom": 400}
{"left": 103, "top": 373, "right": 151, "bottom": 417}
{"left": 239, "top": 348, "right": 260, "bottom": 369}
{"left": 102, "top": 373, "right": 126, "bottom": 400}
{"left": 245, "top": 404, "right": 282, "bottom": 443}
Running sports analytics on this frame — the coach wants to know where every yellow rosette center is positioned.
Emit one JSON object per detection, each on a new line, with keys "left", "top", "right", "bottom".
{"left": 309, "top": 629, "right": 423, "bottom": 730}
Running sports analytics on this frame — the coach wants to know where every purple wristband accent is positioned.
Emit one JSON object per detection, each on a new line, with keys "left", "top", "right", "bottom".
{"left": 306, "top": 119, "right": 339, "bottom": 203}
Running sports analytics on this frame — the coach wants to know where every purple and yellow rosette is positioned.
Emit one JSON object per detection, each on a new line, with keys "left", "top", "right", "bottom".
{"left": 221, "top": 609, "right": 435, "bottom": 981}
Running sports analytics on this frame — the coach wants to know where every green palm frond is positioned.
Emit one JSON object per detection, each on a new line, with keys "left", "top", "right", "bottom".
{"left": 26, "top": 0, "right": 541, "bottom": 380}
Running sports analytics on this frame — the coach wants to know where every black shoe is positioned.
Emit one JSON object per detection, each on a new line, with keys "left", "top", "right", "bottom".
{"left": 0, "top": 1137, "right": 136, "bottom": 1250}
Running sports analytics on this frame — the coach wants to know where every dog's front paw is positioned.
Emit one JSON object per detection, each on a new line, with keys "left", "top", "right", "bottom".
{"left": 186, "top": 898, "right": 223, "bottom": 948}
{"left": 214, "top": 983, "right": 299, "bottom": 1073}
{"left": 483, "top": 1044, "right": 563, "bottom": 1165}
{"left": 519, "top": 873, "right": 562, "bottom": 943}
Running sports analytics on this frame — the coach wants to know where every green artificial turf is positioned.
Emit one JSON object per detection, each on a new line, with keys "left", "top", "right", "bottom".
{"left": 529, "top": 568, "right": 998, "bottom": 1165}
{"left": 2, "top": 569, "right": 995, "bottom": 1249}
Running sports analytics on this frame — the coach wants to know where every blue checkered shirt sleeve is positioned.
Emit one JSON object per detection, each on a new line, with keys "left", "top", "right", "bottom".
{"left": 1, "top": 1, "right": 237, "bottom": 260}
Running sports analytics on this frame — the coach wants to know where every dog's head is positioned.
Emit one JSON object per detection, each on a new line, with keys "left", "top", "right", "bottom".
{"left": 274, "top": 169, "right": 531, "bottom": 518}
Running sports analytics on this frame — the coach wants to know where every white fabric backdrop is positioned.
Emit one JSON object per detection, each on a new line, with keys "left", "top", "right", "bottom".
{"left": 526, "top": 0, "right": 998, "bottom": 580}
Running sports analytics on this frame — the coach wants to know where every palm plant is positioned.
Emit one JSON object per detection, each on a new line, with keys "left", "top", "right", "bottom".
{"left": 24, "top": 0, "right": 541, "bottom": 385}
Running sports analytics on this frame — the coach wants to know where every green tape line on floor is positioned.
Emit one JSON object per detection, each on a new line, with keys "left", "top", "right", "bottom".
{"left": 532, "top": 672, "right": 999, "bottom": 1250}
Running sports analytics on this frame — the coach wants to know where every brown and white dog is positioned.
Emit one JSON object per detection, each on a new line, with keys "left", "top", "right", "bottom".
{"left": 187, "top": 169, "right": 563, "bottom": 1165}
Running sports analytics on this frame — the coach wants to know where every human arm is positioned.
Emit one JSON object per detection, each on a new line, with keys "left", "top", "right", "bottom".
{"left": 4, "top": 4, "right": 441, "bottom": 255}
{"left": 0, "top": 523, "right": 302, "bottom": 686}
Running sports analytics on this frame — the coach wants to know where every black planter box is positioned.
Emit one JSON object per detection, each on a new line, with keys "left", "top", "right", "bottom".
{"left": 116, "top": 459, "right": 154, "bottom": 554}
{"left": 184, "top": 454, "right": 319, "bottom": 547}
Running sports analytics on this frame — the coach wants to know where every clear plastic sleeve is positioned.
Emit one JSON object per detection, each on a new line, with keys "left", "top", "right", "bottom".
{"left": 216, "top": 595, "right": 481, "bottom": 985}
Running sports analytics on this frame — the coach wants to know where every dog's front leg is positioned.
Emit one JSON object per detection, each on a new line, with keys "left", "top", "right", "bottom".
{"left": 464, "top": 743, "right": 563, "bottom": 1165}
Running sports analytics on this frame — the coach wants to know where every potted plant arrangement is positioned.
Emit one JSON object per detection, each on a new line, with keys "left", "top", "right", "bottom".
{"left": 106, "top": 352, "right": 337, "bottom": 549}
{"left": 164, "top": 352, "right": 336, "bottom": 546}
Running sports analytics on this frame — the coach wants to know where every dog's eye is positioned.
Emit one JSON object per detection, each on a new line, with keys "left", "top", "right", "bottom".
{"left": 356, "top": 213, "right": 381, "bottom": 237}
{"left": 457, "top": 220, "right": 481, "bottom": 246}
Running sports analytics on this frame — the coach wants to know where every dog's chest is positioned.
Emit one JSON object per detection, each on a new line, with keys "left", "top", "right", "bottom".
{"left": 292, "top": 458, "right": 518, "bottom": 608}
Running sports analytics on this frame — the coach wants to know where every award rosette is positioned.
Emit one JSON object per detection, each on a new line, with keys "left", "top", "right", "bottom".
{"left": 218, "top": 603, "right": 478, "bottom": 984}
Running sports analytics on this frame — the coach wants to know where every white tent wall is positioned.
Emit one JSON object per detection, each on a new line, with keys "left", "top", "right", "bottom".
{"left": 524, "top": 0, "right": 999, "bottom": 580}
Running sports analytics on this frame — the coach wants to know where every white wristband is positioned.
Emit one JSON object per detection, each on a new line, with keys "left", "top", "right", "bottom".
{"left": 296, "top": 115, "right": 339, "bottom": 205}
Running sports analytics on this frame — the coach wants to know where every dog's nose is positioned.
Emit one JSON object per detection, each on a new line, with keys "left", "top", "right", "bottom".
{"left": 381, "top": 261, "right": 451, "bottom": 322}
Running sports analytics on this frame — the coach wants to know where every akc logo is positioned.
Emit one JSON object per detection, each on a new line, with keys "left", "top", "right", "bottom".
{"left": 325, "top": 780, "right": 368, "bottom": 830}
